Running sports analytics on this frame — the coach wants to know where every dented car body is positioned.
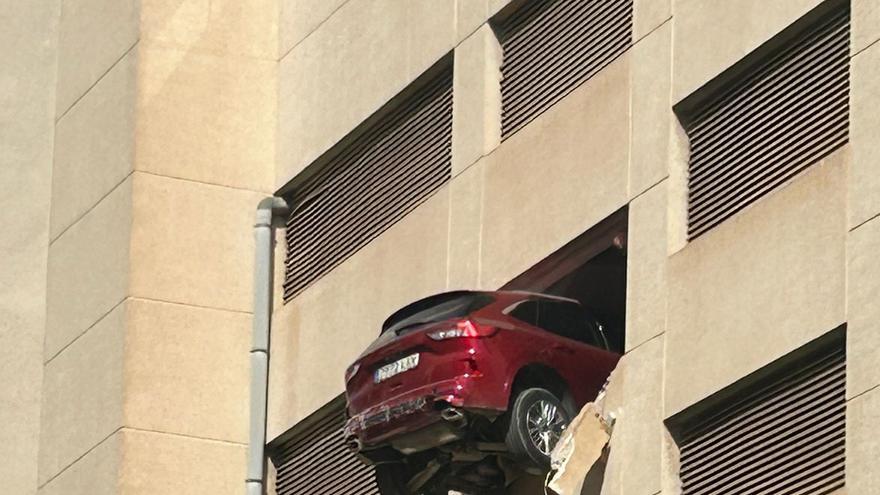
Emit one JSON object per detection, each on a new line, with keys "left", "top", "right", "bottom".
{"left": 343, "top": 290, "right": 621, "bottom": 493}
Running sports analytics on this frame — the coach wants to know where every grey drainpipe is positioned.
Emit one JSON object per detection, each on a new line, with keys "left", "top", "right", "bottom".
{"left": 247, "top": 197, "right": 289, "bottom": 495}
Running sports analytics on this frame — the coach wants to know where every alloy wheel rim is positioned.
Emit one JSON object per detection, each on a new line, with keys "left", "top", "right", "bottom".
{"left": 525, "top": 400, "right": 566, "bottom": 455}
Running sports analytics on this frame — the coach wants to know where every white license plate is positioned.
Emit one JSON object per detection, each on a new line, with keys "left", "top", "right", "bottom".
{"left": 374, "top": 353, "right": 420, "bottom": 383}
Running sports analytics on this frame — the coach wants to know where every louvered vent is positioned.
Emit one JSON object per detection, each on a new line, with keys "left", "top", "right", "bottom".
{"left": 283, "top": 67, "right": 453, "bottom": 302}
{"left": 497, "top": 0, "right": 633, "bottom": 139}
{"left": 676, "top": 336, "right": 846, "bottom": 495}
{"left": 683, "top": 6, "right": 850, "bottom": 239}
{"left": 270, "top": 401, "right": 379, "bottom": 495}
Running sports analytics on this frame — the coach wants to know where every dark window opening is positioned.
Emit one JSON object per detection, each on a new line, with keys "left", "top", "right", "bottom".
{"left": 503, "top": 207, "right": 628, "bottom": 353}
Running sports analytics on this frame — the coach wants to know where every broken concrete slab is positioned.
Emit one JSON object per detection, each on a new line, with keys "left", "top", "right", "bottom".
{"left": 547, "top": 403, "right": 612, "bottom": 495}
{"left": 547, "top": 373, "right": 619, "bottom": 495}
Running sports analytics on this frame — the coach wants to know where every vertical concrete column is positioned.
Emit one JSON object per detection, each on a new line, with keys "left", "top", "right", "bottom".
{"left": 848, "top": 6, "right": 880, "bottom": 230}
{"left": 447, "top": 23, "right": 502, "bottom": 290}
{"left": 39, "top": 0, "right": 138, "bottom": 492}
{"left": 626, "top": 182, "right": 668, "bottom": 352}
{"left": 634, "top": 0, "right": 671, "bottom": 42}
{"left": 599, "top": 335, "right": 666, "bottom": 495}
{"left": 628, "top": 19, "right": 673, "bottom": 199}
{"left": 36, "top": 0, "right": 280, "bottom": 493}
{"left": 451, "top": 23, "right": 502, "bottom": 177}
{"left": 846, "top": 6, "right": 880, "bottom": 490}
{"left": 122, "top": 0, "right": 279, "bottom": 492}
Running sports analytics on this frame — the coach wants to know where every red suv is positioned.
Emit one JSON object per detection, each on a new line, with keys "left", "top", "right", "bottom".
{"left": 344, "top": 290, "right": 621, "bottom": 494}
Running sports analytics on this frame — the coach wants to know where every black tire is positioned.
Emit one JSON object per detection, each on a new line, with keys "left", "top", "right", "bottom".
{"left": 504, "top": 388, "right": 571, "bottom": 468}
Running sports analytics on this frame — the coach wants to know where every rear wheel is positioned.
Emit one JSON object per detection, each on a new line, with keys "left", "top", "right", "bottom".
{"left": 504, "top": 388, "right": 570, "bottom": 468}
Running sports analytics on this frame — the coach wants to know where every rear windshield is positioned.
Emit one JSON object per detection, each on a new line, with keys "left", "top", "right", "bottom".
{"left": 382, "top": 292, "right": 494, "bottom": 335}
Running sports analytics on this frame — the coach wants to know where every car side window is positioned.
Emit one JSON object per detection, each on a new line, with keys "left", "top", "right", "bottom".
{"left": 538, "top": 301, "right": 604, "bottom": 348}
{"left": 508, "top": 300, "right": 540, "bottom": 327}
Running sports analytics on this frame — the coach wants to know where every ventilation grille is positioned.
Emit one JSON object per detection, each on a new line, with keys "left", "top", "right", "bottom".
{"left": 283, "top": 68, "right": 453, "bottom": 302}
{"left": 271, "top": 405, "right": 379, "bottom": 495}
{"left": 498, "top": 0, "right": 633, "bottom": 139}
{"left": 685, "top": 8, "right": 850, "bottom": 239}
{"left": 678, "top": 344, "right": 846, "bottom": 495}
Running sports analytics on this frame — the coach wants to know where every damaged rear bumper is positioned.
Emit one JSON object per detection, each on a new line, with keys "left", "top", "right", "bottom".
{"left": 344, "top": 376, "right": 494, "bottom": 456}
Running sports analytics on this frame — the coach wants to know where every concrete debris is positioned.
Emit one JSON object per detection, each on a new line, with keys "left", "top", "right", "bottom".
{"left": 545, "top": 382, "right": 617, "bottom": 495}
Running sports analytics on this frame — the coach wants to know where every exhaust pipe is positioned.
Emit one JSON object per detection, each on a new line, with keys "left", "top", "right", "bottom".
{"left": 441, "top": 408, "right": 467, "bottom": 428}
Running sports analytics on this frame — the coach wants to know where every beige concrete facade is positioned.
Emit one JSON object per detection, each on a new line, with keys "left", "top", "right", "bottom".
{"left": 0, "top": 1, "right": 58, "bottom": 493}
{"left": 2, "top": 1, "right": 879, "bottom": 495}
{"left": 269, "top": 1, "right": 879, "bottom": 494}
{"left": 3, "top": 0, "right": 275, "bottom": 493}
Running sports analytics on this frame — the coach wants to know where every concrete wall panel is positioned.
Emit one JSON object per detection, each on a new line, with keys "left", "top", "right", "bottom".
{"left": 45, "top": 178, "right": 133, "bottom": 359}
{"left": 279, "top": 0, "right": 348, "bottom": 56}
{"left": 601, "top": 336, "right": 665, "bottom": 495}
{"left": 140, "top": 0, "right": 277, "bottom": 59}
{"left": 480, "top": 56, "right": 631, "bottom": 289}
{"left": 626, "top": 181, "right": 668, "bottom": 351}
{"left": 129, "top": 173, "right": 265, "bottom": 313}
{"left": 124, "top": 299, "right": 251, "bottom": 444}
{"left": 135, "top": 46, "right": 275, "bottom": 192}
{"left": 447, "top": 161, "right": 487, "bottom": 290}
{"left": 635, "top": 0, "right": 671, "bottom": 41}
{"left": 629, "top": 21, "right": 672, "bottom": 198}
{"left": 853, "top": 0, "right": 880, "bottom": 54}
{"left": 849, "top": 43, "right": 880, "bottom": 229}
{"left": 119, "top": 429, "right": 245, "bottom": 495}
{"left": 277, "top": 0, "right": 457, "bottom": 186}
{"left": 672, "top": 0, "right": 822, "bottom": 102}
{"left": 52, "top": 49, "right": 137, "bottom": 239}
{"left": 39, "top": 433, "right": 120, "bottom": 495}
{"left": 847, "top": 388, "right": 880, "bottom": 494}
{"left": 267, "top": 300, "right": 299, "bottom": 441}
{"left": 55, "top": 0, "right": 138, "bottom": 116}
{"left": 665, "top": 151, "right": 847, "bottom": 416}
{"left": 0, "top": 1, "right": 58, "bottom": 492}
{"left": 846, "top": 216, "right": 880, "bottom": 399}
{"left": 39, "top": 303, "right": 126, "bottom": 486}
{"left": 452, "top": 24, "right": 502, "bottom": 176}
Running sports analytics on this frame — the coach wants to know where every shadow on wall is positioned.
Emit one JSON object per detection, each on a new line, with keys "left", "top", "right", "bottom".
{"left": 579, "top": 446, "right": 609, "bottom": 495}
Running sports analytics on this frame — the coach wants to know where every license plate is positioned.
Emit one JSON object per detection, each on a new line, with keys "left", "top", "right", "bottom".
{"left": 374, "top": 353, "right": 420, "bottom": 383}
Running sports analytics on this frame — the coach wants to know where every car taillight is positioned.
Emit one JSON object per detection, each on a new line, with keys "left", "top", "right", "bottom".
{"left": 428, "top": 320, "right": 496, "bottom": 340}
{"left": 345, "top": 363, "right": 360, "bottom": 383}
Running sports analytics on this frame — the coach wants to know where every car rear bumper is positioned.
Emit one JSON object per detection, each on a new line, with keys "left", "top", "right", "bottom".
{"left": 344, "top": 374, "right": 498, "bottom": 453}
